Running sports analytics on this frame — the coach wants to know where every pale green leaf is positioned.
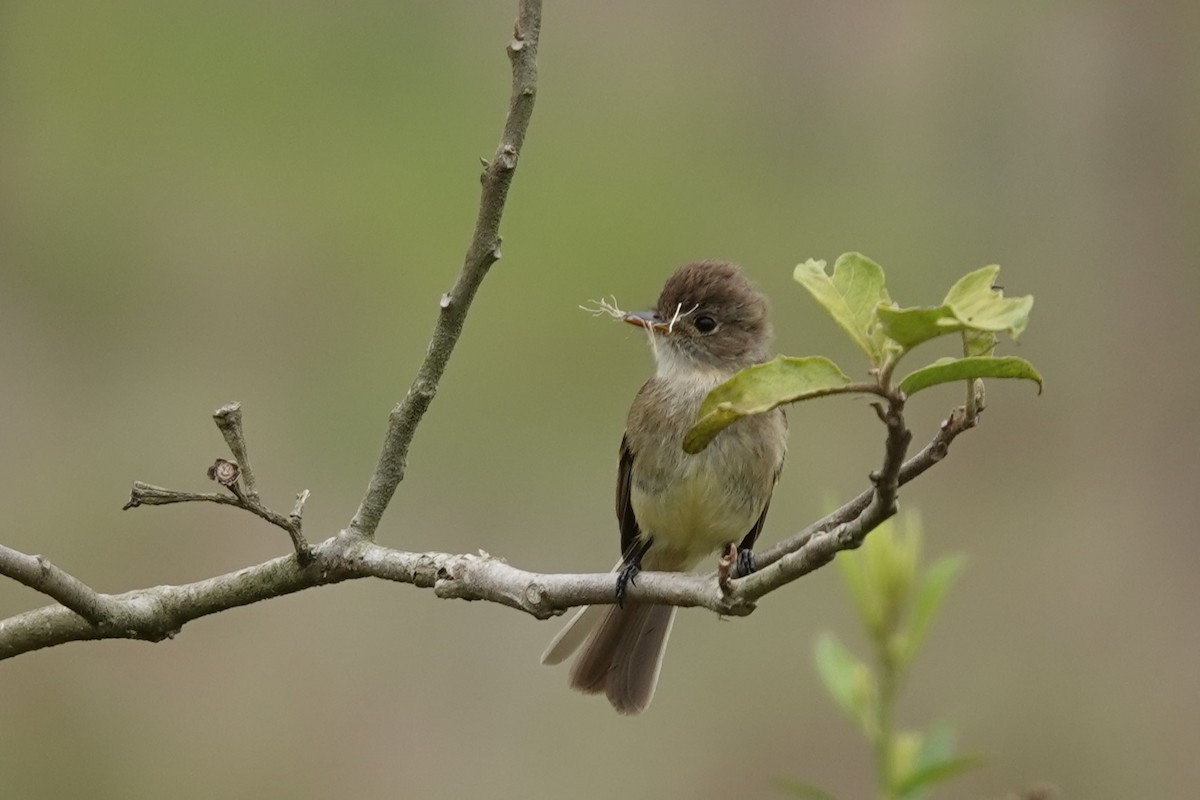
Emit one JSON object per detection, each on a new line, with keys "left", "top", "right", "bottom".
{"left": 874, "top": 304, "right": 959, "bottom": 350}
{"left": 962, "top": 327, "right": 997, "bottom": 358}
{"left": 794, "top": 254, "right": 890, "bottom": 363}
{"left": 913, "top": 723, "right": 956, "bottom": 772}
{"left": 874, "top": 266, "right": 1033, "bottom": 354}
{"left": 890, "top": 730, "right": 923, "bottom": 793}
{"left": 904, "top": 555, "right": 966, "bottom": 662}
{"left": 814, "top": 632, "right": 874, "bottom": 732}
{"left": 894, "top": 724, "right": 960, "bottom": 800}
{"left": 943, "top": 265, "right": 1033, "bottom": 340}
{"left": 848, "top": 519, "right": 916, "bottom": 641}
{"left": 837, "top": 546, "right": 885, "bottom": 640}
{"left": 684, "top": 355, "right": 851, "bottom": 453}
{"left": 894, "top": 754, "right": 985, "bottom": 797}
{"left": 898, "top": 356, "right": 1043, "bottom": 396}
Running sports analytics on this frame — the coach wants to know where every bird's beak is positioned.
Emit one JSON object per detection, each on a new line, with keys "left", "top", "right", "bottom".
{"left": 623, "top": 310, "right": 670, "bottom": 333}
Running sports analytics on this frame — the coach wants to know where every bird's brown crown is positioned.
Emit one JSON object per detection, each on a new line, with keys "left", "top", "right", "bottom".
{"left": 653, "top": 260, "right": 772, "bottom": 369}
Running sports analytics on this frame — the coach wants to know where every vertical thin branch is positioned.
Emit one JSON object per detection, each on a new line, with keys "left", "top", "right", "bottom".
{"left": 349, "top": 0, "right": 542, "bottom": 540}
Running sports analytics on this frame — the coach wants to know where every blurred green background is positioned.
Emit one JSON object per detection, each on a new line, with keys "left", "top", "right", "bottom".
{"left": 2, "top": 2, "right": 1197, "bottom": 798}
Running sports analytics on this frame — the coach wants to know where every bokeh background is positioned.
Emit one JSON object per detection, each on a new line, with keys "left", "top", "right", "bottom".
{"left": 2, "top": 2, "right": 1197, "bottom": 798}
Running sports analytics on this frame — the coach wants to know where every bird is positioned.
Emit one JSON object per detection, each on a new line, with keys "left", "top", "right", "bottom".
{"left": 542, "top": 260, "right": 787, "bottom": 713}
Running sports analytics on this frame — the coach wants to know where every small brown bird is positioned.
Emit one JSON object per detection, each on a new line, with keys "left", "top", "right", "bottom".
{"left": 542, "top": 261, "right": 787, "bottom": 713}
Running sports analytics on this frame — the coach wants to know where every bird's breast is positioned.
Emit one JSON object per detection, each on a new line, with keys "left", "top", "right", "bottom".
{"left": 626, "top": 373, "right": 786, "bottom": 571}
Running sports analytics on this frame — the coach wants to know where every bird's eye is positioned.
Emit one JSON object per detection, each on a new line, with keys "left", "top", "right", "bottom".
{"left": 694, "top": 315, "right": 717, "bottom": 333}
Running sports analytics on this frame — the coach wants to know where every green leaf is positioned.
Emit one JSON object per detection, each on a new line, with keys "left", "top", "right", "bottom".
{"left": 891, "top": 724, "right": 959, "bottom": 800}
{"left": 898, "top": 356, "right": 1043, "bottom": 396}
{"left": 894, "top": 754, "right": 984, "bottom": 797}
{"left": 890, "top": 730, "right": 923, "bottom": 794}
{"left": 814, "top": 632, "right": 874, "bottom": 732}
{"left": 837, "top": 545, "right": 885, "bottom": 640}
{"left": 772, "top": 779, "right": 845, "bottom": 800}
{"left": 962, "top": 327, "right": 996, "bottom": 358}
{"left": 904, "top": 555, "right": 965, "bottom": 662}
{"left": 913, "top": 723, "right": 956, "bottom": 772}
{"left": 943, "top": 265, "right": 1033, "bottom": 340}
{"left": 794, "top": 253, "right": 891, "bottom": 363}
{"left": 684, "top": 355, "right": 851, "bottom": 453}
{"left": 876, "top": 518, "right": 919, "bottom": 634}
{"left": 841, "top": 518, "right": 918, "bottom": 643}
{"left": 875, "top": 265, "right": 1033, "bottom": 353}
{"left": 874, "top": 304, "right": 959, "bottom": 350}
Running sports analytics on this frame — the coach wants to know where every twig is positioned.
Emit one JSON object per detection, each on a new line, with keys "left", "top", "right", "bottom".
{"left": 348, "top": 0, "right": 542, "bottom": 540}
{"left": 123, "top": 404, "right": 315, "bottom": 565}
{"left": 213, "top": 402, "right": 259, "bottom": 502}
{"left": 290, "top": 490, "right": 310, "bottom": 526}
{"left": 124, "top": 473, "right": 313, "bottom": 565}
{"left": 751, "top": 401, "right": 978, "bottom": 572}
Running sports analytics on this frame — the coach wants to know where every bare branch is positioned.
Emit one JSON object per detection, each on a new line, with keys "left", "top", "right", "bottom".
{"left": 123, "top": 453, "right": 314, "bottom": 565}
{"left": 751, "top": 401, "right": 979, "bottom": 573}
{"left": 123, "top": 482, "right": 241, "bottom": 511}
{"left": 349, "top": 0, "right": 542, "bottom": 540}
{"left": 0, "top": 545, "right": 117, "bottom": 625}
{"left": 0, "top": 402, "right": 977, "bottom": 661}
{"left": 126, "top": 406, "right": 316, "bottom": 562}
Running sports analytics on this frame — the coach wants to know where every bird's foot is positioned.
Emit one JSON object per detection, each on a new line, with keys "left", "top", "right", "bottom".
{"left": 737, "top": 547, "right": 757, "bottom": 577}
{"left": 718, "top": 542, "right": 757, "bottom": 595}
{"left": 717, "top": 542, "right": 738, "bottom": 593}
{"left": 615, "top": 562, "right": 641, "bottom": 608}
{"left": 616, "top": 537, "right": 653, "bottom": 608}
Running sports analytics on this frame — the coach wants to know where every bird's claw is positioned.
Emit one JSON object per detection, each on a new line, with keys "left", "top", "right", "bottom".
{"left": 736, "top": 548, "right": 757, "bottom": 577}
{"left": 615, "top": 562, "right": 641, "bottom": 608}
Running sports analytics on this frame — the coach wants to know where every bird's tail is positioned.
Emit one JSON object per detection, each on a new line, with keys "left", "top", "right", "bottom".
{"left": 541, "top": 602, "right": 676, "bottom": 714}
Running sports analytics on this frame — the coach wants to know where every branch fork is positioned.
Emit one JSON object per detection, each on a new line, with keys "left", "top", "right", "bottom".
{"left": 122, "top": 402, "right": 313, "bottom": 565}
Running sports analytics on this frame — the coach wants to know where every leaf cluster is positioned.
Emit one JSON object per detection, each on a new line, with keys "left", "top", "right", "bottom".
{"left": 684, "top": 253, "right": 1040, "bottom": 452}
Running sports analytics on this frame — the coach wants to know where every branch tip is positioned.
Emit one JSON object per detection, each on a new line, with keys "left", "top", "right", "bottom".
{"left": 212, "top": 401, "right": 259, "bottom": 501}
{"left": 290, "top": 489, "right": 311, "bottom": 523}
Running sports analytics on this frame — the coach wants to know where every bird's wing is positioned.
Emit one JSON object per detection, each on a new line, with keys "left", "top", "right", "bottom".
{"left": 738, "top": 437, "right": 786, "bottom": 553}
{"left": 616, "top": 433, "right": 642, "bottom": 560}
{"left": 737, "top": 496, "right": 773, "bottom": 553}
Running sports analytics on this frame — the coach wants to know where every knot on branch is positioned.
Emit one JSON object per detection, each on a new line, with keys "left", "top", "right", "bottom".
{"left": 522, "top": 581, "right": 549, "bottom": 614}
{"left": 711, "top": 588, "right": 757, "bottom": 618}
{"left": 207, "top": 458, "right": 240, "bottom": 488}
{"left": 498, "top": 144, "right": 518, "bottom": 170}
{"left": 507, "top": 22, "right": 526, "bottom": 59}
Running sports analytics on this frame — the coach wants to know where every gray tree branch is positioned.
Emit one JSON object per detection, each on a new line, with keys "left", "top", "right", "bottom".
{"left": 0, "top": 545, "right": 119, "bottom": 626}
